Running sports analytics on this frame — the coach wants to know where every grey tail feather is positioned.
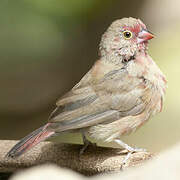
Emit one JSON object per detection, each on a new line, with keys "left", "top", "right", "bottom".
{"left": 5, "top": 124, "right": 55, "bottom": 158}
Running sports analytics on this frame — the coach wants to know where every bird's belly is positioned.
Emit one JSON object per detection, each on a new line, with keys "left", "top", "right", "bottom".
{"left": 142, "top": 77, "right": 165, "bottom": 116}
{"left": 86, "top": 85, "right": 163, "bottom": 143}
{"left": 86, "top": 110, "right": 150, "bottom": 143}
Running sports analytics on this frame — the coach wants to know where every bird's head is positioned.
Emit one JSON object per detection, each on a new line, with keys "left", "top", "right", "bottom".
{"left": 99, "top": 17, "right": 154, "bottom": 64}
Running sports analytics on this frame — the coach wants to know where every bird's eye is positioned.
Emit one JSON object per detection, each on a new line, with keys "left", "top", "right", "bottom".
{"left": 123, "top": 30, "right": 133, "bottom": 39}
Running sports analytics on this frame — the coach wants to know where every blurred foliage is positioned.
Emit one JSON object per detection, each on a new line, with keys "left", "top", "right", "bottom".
{"left": 24, "top": 0, "right": 98, "bottom": 21}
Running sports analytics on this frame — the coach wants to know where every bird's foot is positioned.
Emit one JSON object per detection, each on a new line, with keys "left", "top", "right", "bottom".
{"left": 79, "top": 140, "right": 97, "bottom": 155}
{"left": 114, "top": 139, "right": 146, "bottom": 169}
{"left": 80, "top": 133, "right": 96, "bottom": 155}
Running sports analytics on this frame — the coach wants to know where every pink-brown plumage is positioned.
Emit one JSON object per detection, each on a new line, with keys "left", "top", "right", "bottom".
{"left": 6, "top": 17, "right": 166, "bottom": 162}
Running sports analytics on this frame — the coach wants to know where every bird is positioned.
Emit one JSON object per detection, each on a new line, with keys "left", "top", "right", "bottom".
{"left": 6, "top": 17, "right": 167, "bottom": 164}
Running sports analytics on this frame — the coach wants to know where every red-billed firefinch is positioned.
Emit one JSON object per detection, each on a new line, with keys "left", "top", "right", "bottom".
{"left": 6, "top": 17, "right": 167, "bottom": 163}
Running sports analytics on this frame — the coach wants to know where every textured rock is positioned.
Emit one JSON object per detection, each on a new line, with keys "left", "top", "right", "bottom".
{"left": 0, "top": 140, "right": 152, "bottom": 175}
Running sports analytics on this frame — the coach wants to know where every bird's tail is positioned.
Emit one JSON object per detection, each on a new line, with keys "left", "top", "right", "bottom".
{"left": 6, "top": 123, "right": 55, "bottom": 158}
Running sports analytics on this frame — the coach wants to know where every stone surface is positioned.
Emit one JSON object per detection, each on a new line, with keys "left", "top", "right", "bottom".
{"left": 0, "top": 140, "right": 152, "bottom": 175}
{"left": 10, "top": 142, "right": 180, "bottom": 180}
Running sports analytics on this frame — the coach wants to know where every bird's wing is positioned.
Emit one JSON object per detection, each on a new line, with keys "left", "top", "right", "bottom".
{"left": 48, "top": 60, "right": 149, "bottom": 132}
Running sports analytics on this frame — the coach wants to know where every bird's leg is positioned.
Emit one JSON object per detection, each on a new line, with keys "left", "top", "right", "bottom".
{"left": 80, "top": 133, "right": 96, "bottom": 155}
{"left": 114, "top": 139, "right": 146, "bottom": 166}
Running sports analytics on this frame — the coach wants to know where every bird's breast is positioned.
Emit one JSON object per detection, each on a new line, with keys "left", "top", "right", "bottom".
{"left": 127, "top": 54, "right": 167, "bottom": 115}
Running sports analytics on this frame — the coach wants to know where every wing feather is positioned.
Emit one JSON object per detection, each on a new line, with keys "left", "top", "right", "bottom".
{"left": 48, "top": 61, "right": 148, "bottom": 132}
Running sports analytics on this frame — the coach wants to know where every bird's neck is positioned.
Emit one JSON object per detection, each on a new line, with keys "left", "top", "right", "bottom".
{"left": 100, "top": 52, "right": 123, "bottom": 65}
{"left": 100, "top": 50, "right": 138, "bottom": 66}
{"left": 99, "top": 42, "right": 148, "bottom": 66}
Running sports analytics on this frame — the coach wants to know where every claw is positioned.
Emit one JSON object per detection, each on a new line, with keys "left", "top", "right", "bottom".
{"left": 79, "top": 143, "right": 89, "bottom": 155}
{"left": 79, "top": 132, "right": 96, "bottom": 155}
{"left": 114, "top": 139, "right": 146, "bottom": 169}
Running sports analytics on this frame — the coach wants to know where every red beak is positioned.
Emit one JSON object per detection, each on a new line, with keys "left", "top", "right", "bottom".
{"left": 137, "top": 29, "right": 154, "bottom": 43}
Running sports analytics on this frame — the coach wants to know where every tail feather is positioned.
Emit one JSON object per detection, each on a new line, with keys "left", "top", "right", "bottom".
{"left": 6, "top": 124, "right": 55, "bottom": 158}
